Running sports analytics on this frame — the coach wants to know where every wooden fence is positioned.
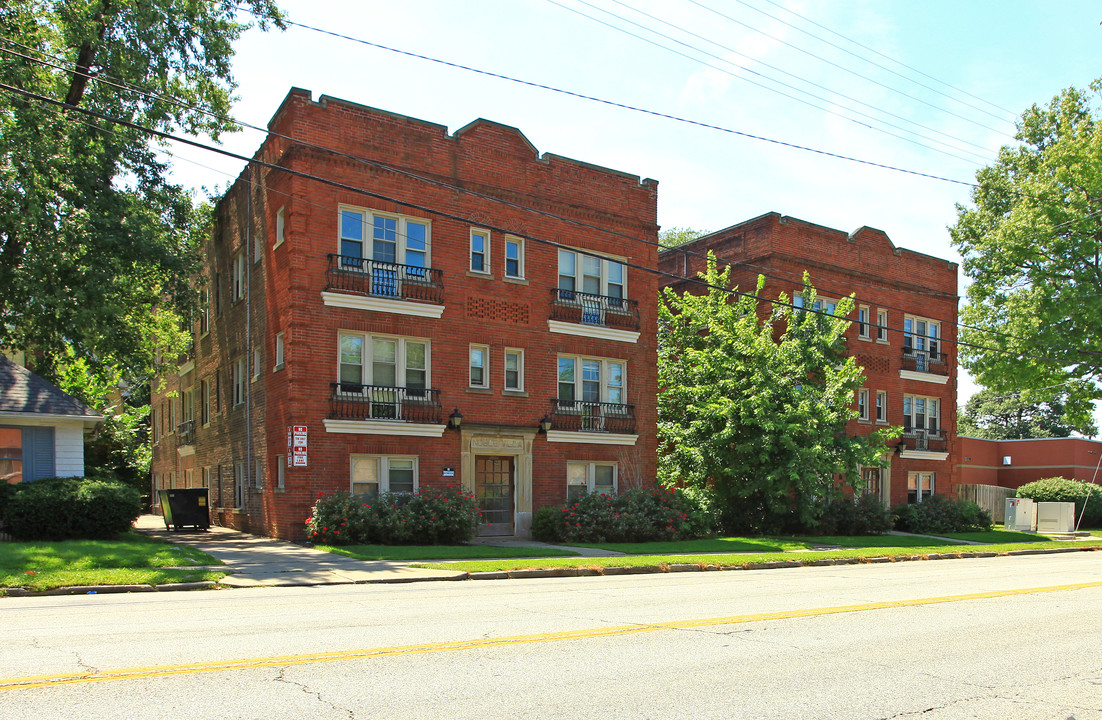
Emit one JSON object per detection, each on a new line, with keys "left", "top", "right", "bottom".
{"left": 957, "top": 484, "right": 1015, "bottom": 523}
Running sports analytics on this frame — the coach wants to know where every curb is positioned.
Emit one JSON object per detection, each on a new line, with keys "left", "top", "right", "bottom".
{"left": 4, "top": 581, "right": 219, "bottom": 597}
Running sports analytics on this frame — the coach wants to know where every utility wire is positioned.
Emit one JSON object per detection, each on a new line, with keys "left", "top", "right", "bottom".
{"left": 3, "top": 80, "right": 1096, "bottom": 375}
{"left": 548, "top": 0, "right": 989, "bottom": 166}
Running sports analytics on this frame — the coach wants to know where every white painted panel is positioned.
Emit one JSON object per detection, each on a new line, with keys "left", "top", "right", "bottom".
{"left": 52, "top": 422, "right": 87, "bottom": 477}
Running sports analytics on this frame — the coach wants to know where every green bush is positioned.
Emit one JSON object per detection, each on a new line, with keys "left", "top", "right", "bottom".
{"left": 532, "top": 486, "right": 714, "bottom": 543}
{"left": 306, "top": 487, "right": 481, "bottom": 545}
{"left": 1016, "top": 477, "right": 1102, "bottom": 528}
{"left": 5, "top": 476, "right": 143, "bottom": 540}
{"left": 815, "top": 493, "right": 894, "bottom": 535}
{"left": 893, "top": 494, "right": 992, "bottom": 534}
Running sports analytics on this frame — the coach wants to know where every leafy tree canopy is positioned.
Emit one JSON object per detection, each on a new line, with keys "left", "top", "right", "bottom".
{"left": 950, "top": 78, "right": 1102, "bottom": 428}
{"left": 959, "top": 387, "right": 1097, "bottom": 440}
{"left": 0, "top": 0, "right": 282, "bottom": 383}
{"left": 657, "top": 254, "right": 899, "bottom": 534}
{"left": 659, "top": 226, "right": 708, "bottom": 247}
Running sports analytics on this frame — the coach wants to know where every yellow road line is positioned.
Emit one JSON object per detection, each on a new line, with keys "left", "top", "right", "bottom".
{"left": 3, "top": 580, "right": 1100, "bottom": 691}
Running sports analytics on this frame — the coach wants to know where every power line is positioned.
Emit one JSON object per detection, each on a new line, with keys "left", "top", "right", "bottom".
{"left": 547, "top": 0, "right": 989, "bottom": 166}
{"left": 3, "top": 81, "right": 1095, "bottom": 376}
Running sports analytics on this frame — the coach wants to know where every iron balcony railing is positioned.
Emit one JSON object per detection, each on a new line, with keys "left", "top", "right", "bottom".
{"left": 901, "top": 346, "right": 949, "bottom": 375}
{"left": 326, "top": 254, "right": 444, "bottom": 304}
{"left": 329, "top": 383, "right": 442, "bottom": 424}
{"left": 549, "top": 399, "right": 636, "bottom": 434}
{"left": 549, "top": 289, "right": 640, "bottom": 331}
{"left": 176, "top": 419, "right": 196, "bottom": 446}
{"left": 900, "top": 429, "right": 948, "bottom": 452}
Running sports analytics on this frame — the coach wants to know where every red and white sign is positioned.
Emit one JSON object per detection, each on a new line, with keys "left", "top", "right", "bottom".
{"left": 291, "top": 425, "right": 308, "bottom": 467}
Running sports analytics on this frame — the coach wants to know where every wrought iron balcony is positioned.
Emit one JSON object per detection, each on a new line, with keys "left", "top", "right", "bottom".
{"left": 326, "top": 254, "right": 444, "bottom": 304}
{"left": 549, "top": 399, "right": 636, "bottom": 434}
{"left": 176, "top": 419, "right": 196, "bottom": 446}
{"left": 901, "top": 347, "right": 949, "bottom": 376}
{"left": 329, "top": 383, "right": 442, "bottom": 424}
{"left": 549, "top": 289, "right": 639, "bottom": 331}
{"left": 900, "top": 429, "right": 948, "bottom": 452}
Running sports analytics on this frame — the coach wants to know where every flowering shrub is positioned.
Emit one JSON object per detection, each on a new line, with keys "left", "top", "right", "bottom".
{"left": 531, "top": 486, "right": 713, "bottom": 543}
{"left": 306, "top": 487, "right": 481, "bottom": 545}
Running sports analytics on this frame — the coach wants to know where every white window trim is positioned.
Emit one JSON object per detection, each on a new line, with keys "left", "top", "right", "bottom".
{"left": 504, "top": 348, "right": 524, "bottom": 392}
{"left": 469, "top": 344, "right": 490, "bottom": 389}
{"left": 252, "top": 348, "right": 262, "bottom": 382}
{"left": 233, "top": 460, "right": 246, "bottom": 507}
{"left": 274, "top": 332, "right": 285, "bottom": 371}
{"left": 875, "top": 390, "right": 887, "bottom": 424}
{"left": 858, "top": 305, "right": 871, "bottom": 339}
{"left": 470, "top": 228, "right": 491, "bottom": 274}
{"left": 876, "top": 309, "right": 889, "bottom": 343}
{"left": 904, "top": 314, "right": 941, "bottom": 350}
{"left": 504, "top": 235, "right": 525, "bottom": 279}
{"left": 567, "top": 461, "right": 618, "bottom": 498}
{"left": 557, "top": 354, "right": 627, "bottom": 405}
{"left": 908, "top": 471, "right": 936, "bottom": 503}
{"left": 254, "top": 457, "right": 264, "bottom": 490}
{"left": 350, "top": 455, "right": 419, "bottom": 496}
{"left": 794, "top": 293, "right": 840, "bottom": 314}
{"left": 903, "top": 394, "right": 941, "bottom": 434}
{"left": 338, "top": 204, "right": 432, "bottom": 267}
{"left": 274, "top": 206, "right": 286, "bottom": 249}
{"left": 857, "top": 388, "right": 870, "bottom": 422}
{"left": 276, "top": 456, "right": 286, "bottom": 489}
{"left": 232, "top": 357, "right": 246, "bottom": 407}
{"left": 338, "top": 332, "right": 431, "bottom": 388}
{"left": 232, "top": 252, "right": 246, "bottom": 302}
{"left": 558, "top": 248, "right": 627, "bottom": 299}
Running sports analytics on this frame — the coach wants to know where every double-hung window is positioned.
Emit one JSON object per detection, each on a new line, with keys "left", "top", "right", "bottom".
{"left": 903, "top": 394, "right": 940, "bottom": 437}
{"left": 199, "top": 288, "right": 210, "bottom": 335}
{"left": 339, "top": 207, "right": 430, "bottom": 296}
{"left": 351, "top": 455, "right": 417, "bottom": 497}
{"left": 469, "top": 345, "right": 489, "bottom": 388}
{"left": 904, "top": 315, "right": 940, "bottom": 369}
{"left": 504, "top": 236, "right": 524, "bottom": 279}
{"left": 876, "top": 310, "right": 888, "bottom": 342}
{"left": 908, "top": 472, "right": 935, "bottom": 503}
{"left": 858, "top": 305, "right": 871, "bottom": 339}
{"left": 232, "top": 252, "right": 246, "bottom": 302}
{"left": 857, "top": 389, "right": 869, "bottom": 421}
{"left": 794, "top": 294, "right": 838, "bottom": 314}
{"left": 557, "top": 356, "right": 625, "bottom": 405}
{"left": 232, "top": 358, "right": 247, "bottom": 407}
{"left": 201, "top": 379, "right": 211, "bottom": 426}
{"left": 275, "top": 206, "right": 286, "bottom": 248}
{"left": 274, "top": 332, "right": 285, "bottom": 370}
{"left": 338, "top": 334, "right": 430, "bottom": 419}
{"left": 504, "top": 348, "right": 524, "bottom": 391}
{"left": 567, "top": 461, "right": 617, "bottom": 499}
{"left": 875, "top": 390, "right": 887, "bottom": 423}
{"left": 470, "top": 229, "right": 490, "bottom": 273}
{"left": 558, "top": 249, "right": 625, "bottom": 302}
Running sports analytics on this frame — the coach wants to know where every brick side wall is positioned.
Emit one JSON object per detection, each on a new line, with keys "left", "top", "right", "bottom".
{"left": 960, "top": 436, "right": 1102, "bottom": 488}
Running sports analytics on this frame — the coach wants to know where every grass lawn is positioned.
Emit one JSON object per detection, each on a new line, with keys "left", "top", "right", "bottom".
{"left": 415, "top": 540, "right": 1102, "bottom": 573}
{"left": 317, "top": 544, "right": 581, "bottom": 561}
{"left": 0, "top": 532, "right": 226, "bottom": 593}
{"left": 939, "top": 530, "right": 1052, "bottom": 543}
{"left": 779, "top": 535, "right": 964, "bottom": 548}
{"left": 570, "top": 537, "right": 810, "bottom": 554}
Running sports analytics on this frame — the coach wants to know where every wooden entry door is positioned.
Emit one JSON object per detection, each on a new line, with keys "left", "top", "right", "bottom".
{"left": 476, "top": 455, "right": 514, "bottom": 536}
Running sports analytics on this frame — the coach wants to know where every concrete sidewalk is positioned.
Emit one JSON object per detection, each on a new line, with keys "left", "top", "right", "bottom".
{"left": 133, "top": 515, "right": 616, "bottom": 588}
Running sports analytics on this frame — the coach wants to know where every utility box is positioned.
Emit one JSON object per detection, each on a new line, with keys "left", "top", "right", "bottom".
{"left": 1036, "top": 502, "right": 1075, "bottom": 534}
{"left": 1004, "top": 497, "right": 1036, "bottom": 532}
{"left": 158, "top": 488, "right": 211, "bottom": 531}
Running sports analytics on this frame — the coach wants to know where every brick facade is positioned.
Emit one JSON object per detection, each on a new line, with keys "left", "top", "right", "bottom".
{"left": 151, "top": 88, "right": 659, "bottom": 540}
{"left": 658, "top": 212, "right": 960, "bottom": 508}
{"left": 960, "top": 436, "right": 1102, "bottom": 488}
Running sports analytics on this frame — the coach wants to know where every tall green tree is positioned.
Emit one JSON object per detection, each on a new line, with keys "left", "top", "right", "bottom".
{"left": 950, "top": 79, "right": 1102, "bottom": 427}
{"left": 0, "top": 0, "right": 282, "bottom": 383}
{"left": 959, "top": 387, "right": 1097, "bottom": 440}
{"left": 657, "top": 255, "right": 898, "bottom": 534}
{"left": 658, "top": 226, "right": 708, "bottom": 247}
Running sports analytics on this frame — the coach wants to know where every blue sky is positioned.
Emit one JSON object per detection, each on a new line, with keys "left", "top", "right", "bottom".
{"left": 166, "top": 0, "right": 1102, "bottom": 416}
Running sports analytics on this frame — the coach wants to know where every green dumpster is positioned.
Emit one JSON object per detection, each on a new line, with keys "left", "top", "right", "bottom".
{"left": 158, "top": 488, "right": 211, "bottom": 531}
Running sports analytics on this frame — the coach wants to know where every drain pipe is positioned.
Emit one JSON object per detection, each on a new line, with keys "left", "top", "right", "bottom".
{"left": 245, "top": 165, "right": 253, "bottom": 513}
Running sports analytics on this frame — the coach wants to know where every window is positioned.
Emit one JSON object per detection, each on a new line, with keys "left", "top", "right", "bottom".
{"left": 558, "top": 249, "right": 625, "bottom": 300}
{"left": 232, "top": 357, "right": 247, "bottom": 407}
{"left": 859, "top": 466, "right": 882, "bottom": 500}
{"left": 903, "top": 395, "right": 940, "bottom": 434}
{"left": 908, "top": 472, "right": 935, "bottom": 503}
{"left": 184, "top": 468, "right": 194, "bottom": 488}
{"left": 340, "top": 207, "right": 430, "bottom": 269}
{"left": 234, "top": 460, "right": 246, "bottom": 507}
{"left": 794, "top": 294, "right": 838, "bottom": 314}
{"left": 557, "top": 355, "right": 625, "bottom": 404}
{"left": 350, "top": 455, "right": 417, "bottom": 497}
{"left": 276, "top": 456, "right": 285, "bottom": 490}
{"left": 254, "top": 457, "right": 264, "bottom": 489}
{"left": 182, "top": 388, "right": 194, "bottom": 424}
{"left": 876, "top": 310, "right": 888, "bottom": 342}
{"left": 199, "top": 287, "right": 210, "bottom": 335}
{"left": 274, "top": 332, "right": 285, "bottom": 370}
{"left": 504, "top": 348, "right": 524, "bottom": 391}
{"left": 904, "top": 315, "right": 940, "bottom": 367}
{"left": 875, "top": 390, "right": 887, "bottom": 423}
{"left": 0, "top": 427, "right": 22, "bottom": 484}
{"left": 470, "top": 228, "right": 489, "bottom": 273}
{"left": 858, "top": 305, "right": 871, "bottom": 339}
{"left": 857, "top": 389, "right": 869, "bottom": 421}
{"left": 168, "top": 397, "right": 176, "bottom": 432}
{"left": 151, "top": 407, "right": 159, "bottom": 443}
{"left": 469, "top": 345, "right": 488, "bottom": 388}
{"left": 213, "top": 271, "right": 222, "bottom": 316}
{"left": 504, "top": 235, "right": 524, "bottom": 278}
{"left": 253, "top": 348, "right": 262, "bottom": 381}
{"left": 275, "top": 206, "right": 286, "bottom": 248}
{"left": 202, "top": 467, "right": 211, "bottom": 488}
{"left": 339, "top": 334, "right": 428, "bottom": 390}
{"left": 232, "top": 252, "right": 246, "bottom": 302}
{"left": 567, "top": 461, "right": 617, "bottom": 499}
{"left": 254, "top": 219, "right": 263, "bottom": 262}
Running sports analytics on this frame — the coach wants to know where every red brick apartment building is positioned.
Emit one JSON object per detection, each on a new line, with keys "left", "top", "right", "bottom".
{"left": 658, "top": 213, "right": 959, "bottom": 508}
{"left": 151, "top": 88, "right": 659, "bottom": 540}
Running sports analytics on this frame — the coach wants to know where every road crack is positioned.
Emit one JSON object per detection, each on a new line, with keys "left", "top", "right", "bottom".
{"left": 274, "top": 666, "right": 355, "bottom": 719}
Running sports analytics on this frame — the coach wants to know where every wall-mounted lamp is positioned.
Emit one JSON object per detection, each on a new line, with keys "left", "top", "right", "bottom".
{"left": 448, "top": 408, "right": 463, "bottom": 430}
{"left": 538, "top": 414, "right": 553, "bottom": 433}
{"left": 896, "top": 440, "right": 907, "bottom": 455}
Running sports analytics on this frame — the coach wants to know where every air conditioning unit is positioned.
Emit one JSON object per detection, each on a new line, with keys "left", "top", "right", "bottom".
{"left": 1002, "top": 456, "right": 1012, "bottom": 466}
{"left": 1004, "top": 497, "right": 1036, "bottom": 532}
{"left": 1036, "top": 502, "right": 1075, "bottom": 534}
